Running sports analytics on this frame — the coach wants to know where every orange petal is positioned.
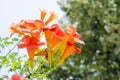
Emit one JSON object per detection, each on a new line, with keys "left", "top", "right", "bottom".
{"left": 17, "top": 44, "right": 26, "bottom": 48}
{"left": 27, "top": 46, "right": 37, "bottom": 59}
{"left": 22, "top": 36, "right": 31, "bottom": 45}
{"left": 67, "top": 35, "right": 75, "bottom": 44}
{"left": 27, "top": 46, "right": 38, "bottom": 68}
{"left": 29, "top": 36, "right": 39, "bottom": 45}
{"left": 31, "top": 33, "right": 40, "bottom": 40}
{"left": 22, "top": 29, "right": 31, "bottom": 33}
{"left": 40, "top": 9, "right": 47, "bottom": 20}
{"left": 74, "top": 37, "right": 85, "bottom": 45}
{"left": 51, "top": 37, "right": 60, "bottom": 48}
{"left": 68, "top": 26, "right": 76, "bottom": 34}
{"left": 37, "top": 42, "right": 45, "bottom": 46}
{"left": 51, "top": 24, "right": 64, "bottom": 37}
{"left": 62, "top": 45, "right": 75, "bottom": 60}
{"left": 75, "top": 47, "right": 81, "bottom": 53}
{"left": 21, "top": 20, "right": 39, "bottom": 31}
{"left": 10, "top": 23, "right": 24, "bottom": 36}
{"left": 19, "top": 20, "right": 27, "bottom": 28}
{"left": 44, "top": 29, "right": 53, "bottom": 45}
{"left": 34, "top": 20, "right": 44, "bottom": 30}
{"left": 26, "top": 22, "right": 36, "bottom": 30}
{"left": 68, "top": 26, "right": 80, "bottom": 38}
{"left": 56, "top": 45, "right": 75, "bottom": 67}
{"left": 46, "top": 11, "right": 57, "bottom": 25}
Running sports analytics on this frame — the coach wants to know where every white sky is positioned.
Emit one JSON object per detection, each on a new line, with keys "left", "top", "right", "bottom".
{"left": 0, "top": 0, "right": 63, "bottom": 37}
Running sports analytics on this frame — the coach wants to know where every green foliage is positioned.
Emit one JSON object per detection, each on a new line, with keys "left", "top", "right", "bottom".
{"left": 48, "top": 0, "right": 120, "bottom": 79}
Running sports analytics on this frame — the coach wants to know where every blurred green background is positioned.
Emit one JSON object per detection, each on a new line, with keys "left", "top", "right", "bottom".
{"left": 48, "top": 0, "right": 120, "bottom": 80}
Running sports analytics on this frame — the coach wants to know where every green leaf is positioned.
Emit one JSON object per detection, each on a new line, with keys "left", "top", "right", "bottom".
{"left": 1, "top": 57, "right": 9, "bottom": 67}
{"left": 8, "top": 52, "right": 18, "bottom": 59}
{"left": 12, "top": 58, "right": 22, "bottom": 71}
{"left": 0, "top": 78, "right": 3, "bottom": 80}
{"left": 12, "top": 38, "right": 19, "bottom": 42}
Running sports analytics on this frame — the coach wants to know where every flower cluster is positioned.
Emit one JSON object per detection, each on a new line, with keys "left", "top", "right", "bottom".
{"left": 10, "top": 9, "right": 85, "bottom": 68}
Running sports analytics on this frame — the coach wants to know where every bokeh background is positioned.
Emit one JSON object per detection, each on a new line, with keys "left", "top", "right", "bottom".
{"left": 48, "top": 0, "right": 120, "bottom": 80}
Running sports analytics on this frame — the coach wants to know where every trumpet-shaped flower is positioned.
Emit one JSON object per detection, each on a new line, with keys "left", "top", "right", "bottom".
{"left": 39, "top": 9, "right": 57, "bottom": 25}
{"left": 56, "top": 26, "right": 85, "bottom": 67}
{"left": 18, "top": 35, "right": 45, "bottom": 68}
{"left": 19, "top": 19, "right": 44, "bottom": 39}
{"left": 43, "top": 25, "right": 85, "bottom": 67}
{"left": 19, "top": 19, "right": 44, "bottom": 31}
{"left": 10, "top": 23, "right": 24, "bottom": 36}
{"left": 67, "top": 26, "right": 85, "bottom": 45}
{"left": 10, "top": 19, "right": 44, "bottom": 39}
{"left": 44, "top": 24, "right": 64, "bottom": 48}
{"left": 40, "top": 9, "right": 47, "bottom": 20}
{"left": 40, "top": 24, "right": 64, "bottom": 65}
{"left": 45, "top": 11, "right": 57, "bottom": 25}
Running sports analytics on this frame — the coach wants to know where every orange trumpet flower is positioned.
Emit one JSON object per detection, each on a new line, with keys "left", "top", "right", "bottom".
{"left": 18, "top": 35, "right": 45, "bottom": 68}
{"left": 19, "top": 19, "right": 44, "bottom": 31}
{"left": 40, "top": 9, "right": 47, "bottom": 20}
{"left": 45, "top": 11, "right": 57, "bottom": 25}
{"left": 10, "top": 19, "right": 44, "bottom": 40}
{"left": 19, "top": 19, "right": 44, "bottom": 39}
{"left": 44, "top": 24, "right": 64, "bottom": 48}
{"left": 40, "top": 9, "right": 57, "bottom": 25}
{"left": 10, "top": 23, "right": 24, "bottom": 36}
{"left": 56, "top": 26, "right": 85, "bottom": 67}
